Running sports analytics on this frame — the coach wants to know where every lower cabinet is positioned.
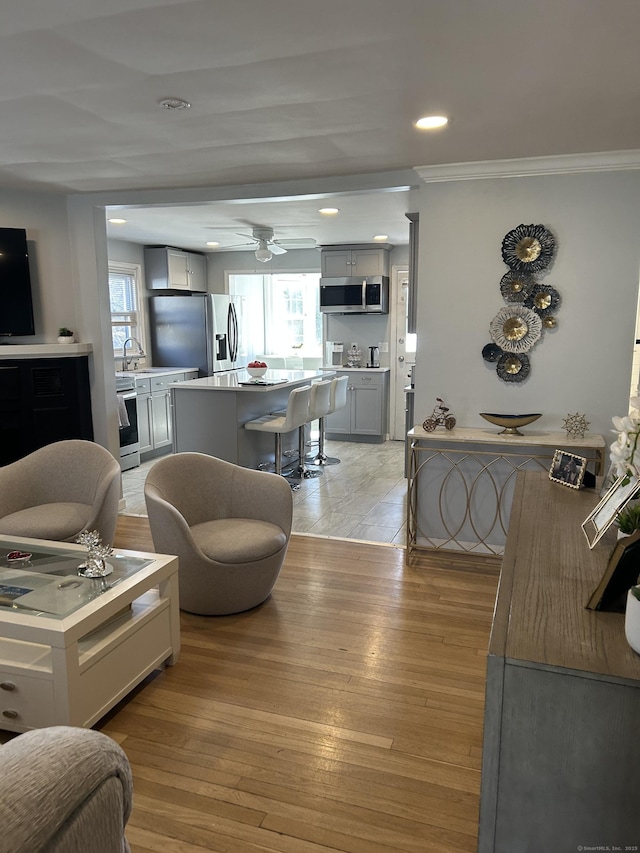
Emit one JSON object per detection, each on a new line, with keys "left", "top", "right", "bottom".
{"left": 136, "top": 370, "right": 197, "bottom": 459}
{"left": 326, "top": 370, "right": 389, "bottom": 441}
{"left": 0, "top": 356, "right": 93, "bottom": 466}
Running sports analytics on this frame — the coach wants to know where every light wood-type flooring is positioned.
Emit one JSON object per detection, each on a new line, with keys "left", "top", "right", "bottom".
{"left": 104, "top": 515, "right": 500, "bottom": 853}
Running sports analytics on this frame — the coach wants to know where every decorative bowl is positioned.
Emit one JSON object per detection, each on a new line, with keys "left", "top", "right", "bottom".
{"left": 247, "top": 366, "right": 268, "bottom": 379}
{"left": 479, "top": 412, "right": 542, "bottom": 435}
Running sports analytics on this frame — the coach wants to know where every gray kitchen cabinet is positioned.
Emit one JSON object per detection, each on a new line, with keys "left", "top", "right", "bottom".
{"left": 136, "top": 370, "right": 193, "bottom": 458}
{"left": 320, "top": 246, "right": 389, "bottom": 277}
{"left": 144, "top": 246, "right": 207, "bottom": 292}
{"left": 326, "top": 370, "right": 388, "bottom": 441}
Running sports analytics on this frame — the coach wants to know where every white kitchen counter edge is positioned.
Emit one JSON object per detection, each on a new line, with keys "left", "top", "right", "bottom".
{"left": 320, "top": 366, "right": 390, "bottom": 374}
{"left": 0, "top": 343, "right": 93, "bottom": 358}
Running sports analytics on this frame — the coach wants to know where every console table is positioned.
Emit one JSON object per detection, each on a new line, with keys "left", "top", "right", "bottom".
{"left": 406, "top": 427, "right": 605, "bottom": 556}
{"left": 478, "top": 471, "right": 640, "bottom": 851}
{"left": 0, "top": 534, "right": 179, "bottom": 732}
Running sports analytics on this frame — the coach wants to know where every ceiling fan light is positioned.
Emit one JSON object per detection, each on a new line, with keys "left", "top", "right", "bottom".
{"left": 255, "top": 243, "right": 272, "bottom": 262}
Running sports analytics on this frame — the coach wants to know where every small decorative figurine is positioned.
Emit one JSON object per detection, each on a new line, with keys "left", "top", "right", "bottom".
{"left": 562, "top": 412, "right": 590, "bottom": 439}
{"left": 423, "top": 398, "right": 456, "bottom": 432}
{"left": 76, "top": 530, "right": 114, "bottom": 578}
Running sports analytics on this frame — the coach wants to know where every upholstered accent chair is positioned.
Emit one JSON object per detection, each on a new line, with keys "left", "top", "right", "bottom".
{"left": 0, "top": 440, "right": 121, "bottom": 544}
{"left": 144, "top": 453, "right": 293, "bottom": 615}
{"left": 1, "top": 725, "right": 133, "bottom": 853}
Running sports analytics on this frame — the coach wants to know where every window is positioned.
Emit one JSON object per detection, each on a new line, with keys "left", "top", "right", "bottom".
{"left": 228, "top": 272, "right": 322, "bottom": 358}
{"left": 264, "top": 274, "right": 321, "bottom": 354}
{"left": 108, "top": 263, "right": 143, "bottom": 356}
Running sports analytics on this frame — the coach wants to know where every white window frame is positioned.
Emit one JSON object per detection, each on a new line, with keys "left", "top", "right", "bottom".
{"left": 108, "top": 262, "right": 144, "bottom": 359}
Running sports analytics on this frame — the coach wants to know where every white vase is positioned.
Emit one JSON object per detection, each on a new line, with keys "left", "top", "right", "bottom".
{"left": 624, "top": 588, "right": 640, "bottom": 654}
{"left": 57, "top": 335, "right": 75, "bottom": 344}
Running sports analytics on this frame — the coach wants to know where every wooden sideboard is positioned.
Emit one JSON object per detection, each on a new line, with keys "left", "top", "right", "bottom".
{"left": 478, "top": 471, "right": 640, "bottom": 852}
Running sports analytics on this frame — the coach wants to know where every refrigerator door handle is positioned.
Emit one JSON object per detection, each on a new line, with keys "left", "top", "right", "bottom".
{"left": 228, "top": 302, "right": 238, "bottom": 363}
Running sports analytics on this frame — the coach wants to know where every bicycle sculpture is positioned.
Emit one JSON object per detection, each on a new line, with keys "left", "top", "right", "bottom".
{"left": 422, "top": 397, "right": 456, "bottom": 432}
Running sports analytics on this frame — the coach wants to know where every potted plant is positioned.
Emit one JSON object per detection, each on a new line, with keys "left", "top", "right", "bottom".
{"left": 616, "top": 502, "right": 640, "bottom": 538}
{"left": 57, "top": 327, "right": 75, "bottom": 344}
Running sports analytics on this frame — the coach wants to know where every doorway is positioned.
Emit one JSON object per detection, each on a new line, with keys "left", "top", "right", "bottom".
{"left": 390, "top": 267, "right": 415, "bottom": 439}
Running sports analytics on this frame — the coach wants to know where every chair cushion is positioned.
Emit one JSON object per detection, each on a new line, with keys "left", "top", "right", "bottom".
{"left": 191, "top": 518, "right": 287, "bottom": 564}
{"left": 0, "top": 502, "right": 92, "bottom": 541}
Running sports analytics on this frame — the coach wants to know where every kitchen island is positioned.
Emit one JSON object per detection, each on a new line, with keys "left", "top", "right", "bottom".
{"left": 171, "top": 368, "right": 330, "bottom": 469}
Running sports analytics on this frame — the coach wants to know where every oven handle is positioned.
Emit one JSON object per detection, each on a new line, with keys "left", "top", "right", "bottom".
{"left": 118, "top": 390, "right": 137, "bottom": 400}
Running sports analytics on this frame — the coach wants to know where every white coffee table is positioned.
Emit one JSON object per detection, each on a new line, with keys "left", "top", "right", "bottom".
{"left": 0, "top": 534, "right": 180, "bottom": 733}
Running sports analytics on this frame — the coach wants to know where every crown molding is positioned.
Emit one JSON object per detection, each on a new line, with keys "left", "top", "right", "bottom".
{"left": 414, "top": 150, "right": 640, "bottom": 183}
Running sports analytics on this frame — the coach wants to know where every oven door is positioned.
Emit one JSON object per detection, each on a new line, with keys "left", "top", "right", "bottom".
{"left": 118, "top": 390, "right": 140, "bottom": 469}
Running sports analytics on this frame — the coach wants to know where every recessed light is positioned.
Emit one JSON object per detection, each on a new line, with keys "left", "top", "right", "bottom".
{"left": 206, "top": 241, "right": 220, "bottom": 247}
{"left": 319, "top": 207, "right": 340, "bottom": 215}
{"left": 414, "top": 115, "right": 449, "bottom": 130}
{"left": 373, "top": 235, "right": 389, "bottom": 241}
{"left": 158, "top": 97, "right": 191, "bottom": 111}
{"left": 108, "top": 218, "right": 127, "bottom": 224}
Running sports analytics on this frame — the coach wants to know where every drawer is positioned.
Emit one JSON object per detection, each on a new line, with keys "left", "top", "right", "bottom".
{"left": 135, "top": 377, "right": 151, "bottom": 394}
{"left": 0, "top": 672, "right": 55, "bottom": 730}
{"left": 151, "top": 374, "right": 183, "bottom": 392}
{"left": 347, "top": 373, "right": 384, "bottom": 389}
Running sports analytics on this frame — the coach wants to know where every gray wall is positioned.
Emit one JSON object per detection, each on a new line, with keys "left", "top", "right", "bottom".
{"left": 414, "top": 170, "right": 640, "bottom": 442}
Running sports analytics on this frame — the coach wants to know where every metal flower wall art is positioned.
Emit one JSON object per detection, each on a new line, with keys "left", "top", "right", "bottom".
{"left": 482, "top": 223, "right": 561, "bottom": 383}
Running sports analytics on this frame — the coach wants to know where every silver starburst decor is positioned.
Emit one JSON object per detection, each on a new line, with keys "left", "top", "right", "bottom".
{"left": 76, "top": 530, "right": 114, "bottom": 578}
{"left": 562, "top": 412, "right": 590, "bottom": 439}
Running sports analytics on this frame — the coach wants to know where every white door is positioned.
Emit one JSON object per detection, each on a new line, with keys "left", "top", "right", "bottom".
{"left": 391, "top": 268, "right": 416, "bottom": 440}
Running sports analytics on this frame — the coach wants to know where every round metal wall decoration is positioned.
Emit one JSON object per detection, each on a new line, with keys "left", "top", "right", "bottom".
{"left": 525, "top": 283, "right": 561, "bottom": 316}
{"left": 496, "top": 352, "right": 531, "bottom": 383}
{"left": 501, "top": 224, "right": 555, "bottom": 273}
{"left": 499, "top": 270, "right": 536, "bottom": 303}
{"left": 489, "top": 305, "right": 542, "bottom": 353}
{"left": 542, "top": 315, "right": 557, "bottom": 328}
{"left": 482, "top": 342, "right": 503, "bottom": 362}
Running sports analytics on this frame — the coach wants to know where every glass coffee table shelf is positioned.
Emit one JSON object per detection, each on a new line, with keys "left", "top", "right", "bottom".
{"left": 0, "top": 534, "right": 180, "bottom": 733}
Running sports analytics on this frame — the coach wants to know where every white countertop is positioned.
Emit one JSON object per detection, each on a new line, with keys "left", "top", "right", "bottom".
{"left": 116, "top": 367, "right": 197, "bottom": 379}
{"left": 0, "top": 343, "right": 93, "bottom": 358}
{"left": 172, "top": 368, "right": 332, "bottom": 391}
{"left": 321, "top": 365, "right": 390, "bottom": 374}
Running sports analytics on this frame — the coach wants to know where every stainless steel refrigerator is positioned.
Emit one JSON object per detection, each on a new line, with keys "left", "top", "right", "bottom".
{"left": 149, "top": 293, "right": 262, "bottom": 375}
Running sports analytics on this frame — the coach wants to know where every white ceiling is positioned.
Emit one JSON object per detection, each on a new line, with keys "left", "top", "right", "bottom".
{"left": 3, "top": 0, "right": 640, "bottom": 250}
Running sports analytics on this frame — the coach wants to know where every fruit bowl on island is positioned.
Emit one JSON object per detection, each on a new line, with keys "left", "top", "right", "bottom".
{"left": 247, "top": 361, "right": 268, "bottom": 379}
{"left": 479, "top": 412, "right": 542, "bottom": 435}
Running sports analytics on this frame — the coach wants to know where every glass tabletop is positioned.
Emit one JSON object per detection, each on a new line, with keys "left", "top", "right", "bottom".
{"left": 0, "top": 540, "right": 154, "bottom": 619}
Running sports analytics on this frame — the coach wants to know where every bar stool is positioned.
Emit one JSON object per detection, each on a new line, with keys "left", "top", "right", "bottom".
{"left": 244, "top": 385, "right": 312, "bottom": 483}
{"left": 306, "top": 375, "right": 348, "bottom": 466}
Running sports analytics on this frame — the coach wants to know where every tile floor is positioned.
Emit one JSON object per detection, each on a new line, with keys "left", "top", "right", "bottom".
{"left": 120, "top": 437, "right": 408, "bottom": 545}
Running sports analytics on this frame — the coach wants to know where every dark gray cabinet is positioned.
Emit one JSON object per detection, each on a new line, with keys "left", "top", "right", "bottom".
{"left": 0, "top": 356, "right": 93, "bottom": 466}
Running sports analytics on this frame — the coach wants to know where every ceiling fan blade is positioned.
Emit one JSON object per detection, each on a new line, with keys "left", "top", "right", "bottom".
{"left": 269, "top": 243, "right": 287, "bottom": 255}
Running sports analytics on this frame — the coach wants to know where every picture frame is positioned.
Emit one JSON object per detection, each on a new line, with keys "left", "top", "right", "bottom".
{"left": 585, "top": 528, "right": 640, "bottom": 612}
{"left": 581, "top": 474, "right": 640, "bottom": 549}
{"left": 548, "top": 450, "right": 587, "bottom": 489}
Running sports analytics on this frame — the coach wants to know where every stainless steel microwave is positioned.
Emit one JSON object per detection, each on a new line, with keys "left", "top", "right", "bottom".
{"left": 319, "top": 276, "right": 389, "bottom": 314}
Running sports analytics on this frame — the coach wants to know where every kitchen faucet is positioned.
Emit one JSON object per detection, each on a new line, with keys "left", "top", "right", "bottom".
{"left": 122, "top": 337, "right": 145, "bottom": 370}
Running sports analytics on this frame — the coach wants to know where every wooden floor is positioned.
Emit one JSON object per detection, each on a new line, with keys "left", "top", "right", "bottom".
{"left": 106, "top": 515, "right": 500, "bottom": 853}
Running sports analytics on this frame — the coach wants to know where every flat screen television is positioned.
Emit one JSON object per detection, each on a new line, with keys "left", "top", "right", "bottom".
{"left": 0, "top": 227, "right": 35, "bottom": 337}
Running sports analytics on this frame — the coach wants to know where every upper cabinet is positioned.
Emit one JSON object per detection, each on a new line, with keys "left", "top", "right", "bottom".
{"left": 320, "top": 246, "right": 390, "bottom": 278}
{"left": 144, "top": 246, "right": 207, "bottom": 292}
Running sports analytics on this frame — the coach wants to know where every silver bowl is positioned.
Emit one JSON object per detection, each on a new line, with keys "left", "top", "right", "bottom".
{"left": 479, "top": 412, "right": 542, "bottom": 435}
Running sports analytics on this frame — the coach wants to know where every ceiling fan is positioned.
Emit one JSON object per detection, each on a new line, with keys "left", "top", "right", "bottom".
{"left": 220, "top": 226, "right": 316, "bottom": 262}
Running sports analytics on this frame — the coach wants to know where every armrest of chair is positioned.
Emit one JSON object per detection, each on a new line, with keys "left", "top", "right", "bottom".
{"left": 229, "top": 466, "right": 293, "bottom": 535}
{"left": 0, "top": 726, "right": 133, "bottom": 853}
